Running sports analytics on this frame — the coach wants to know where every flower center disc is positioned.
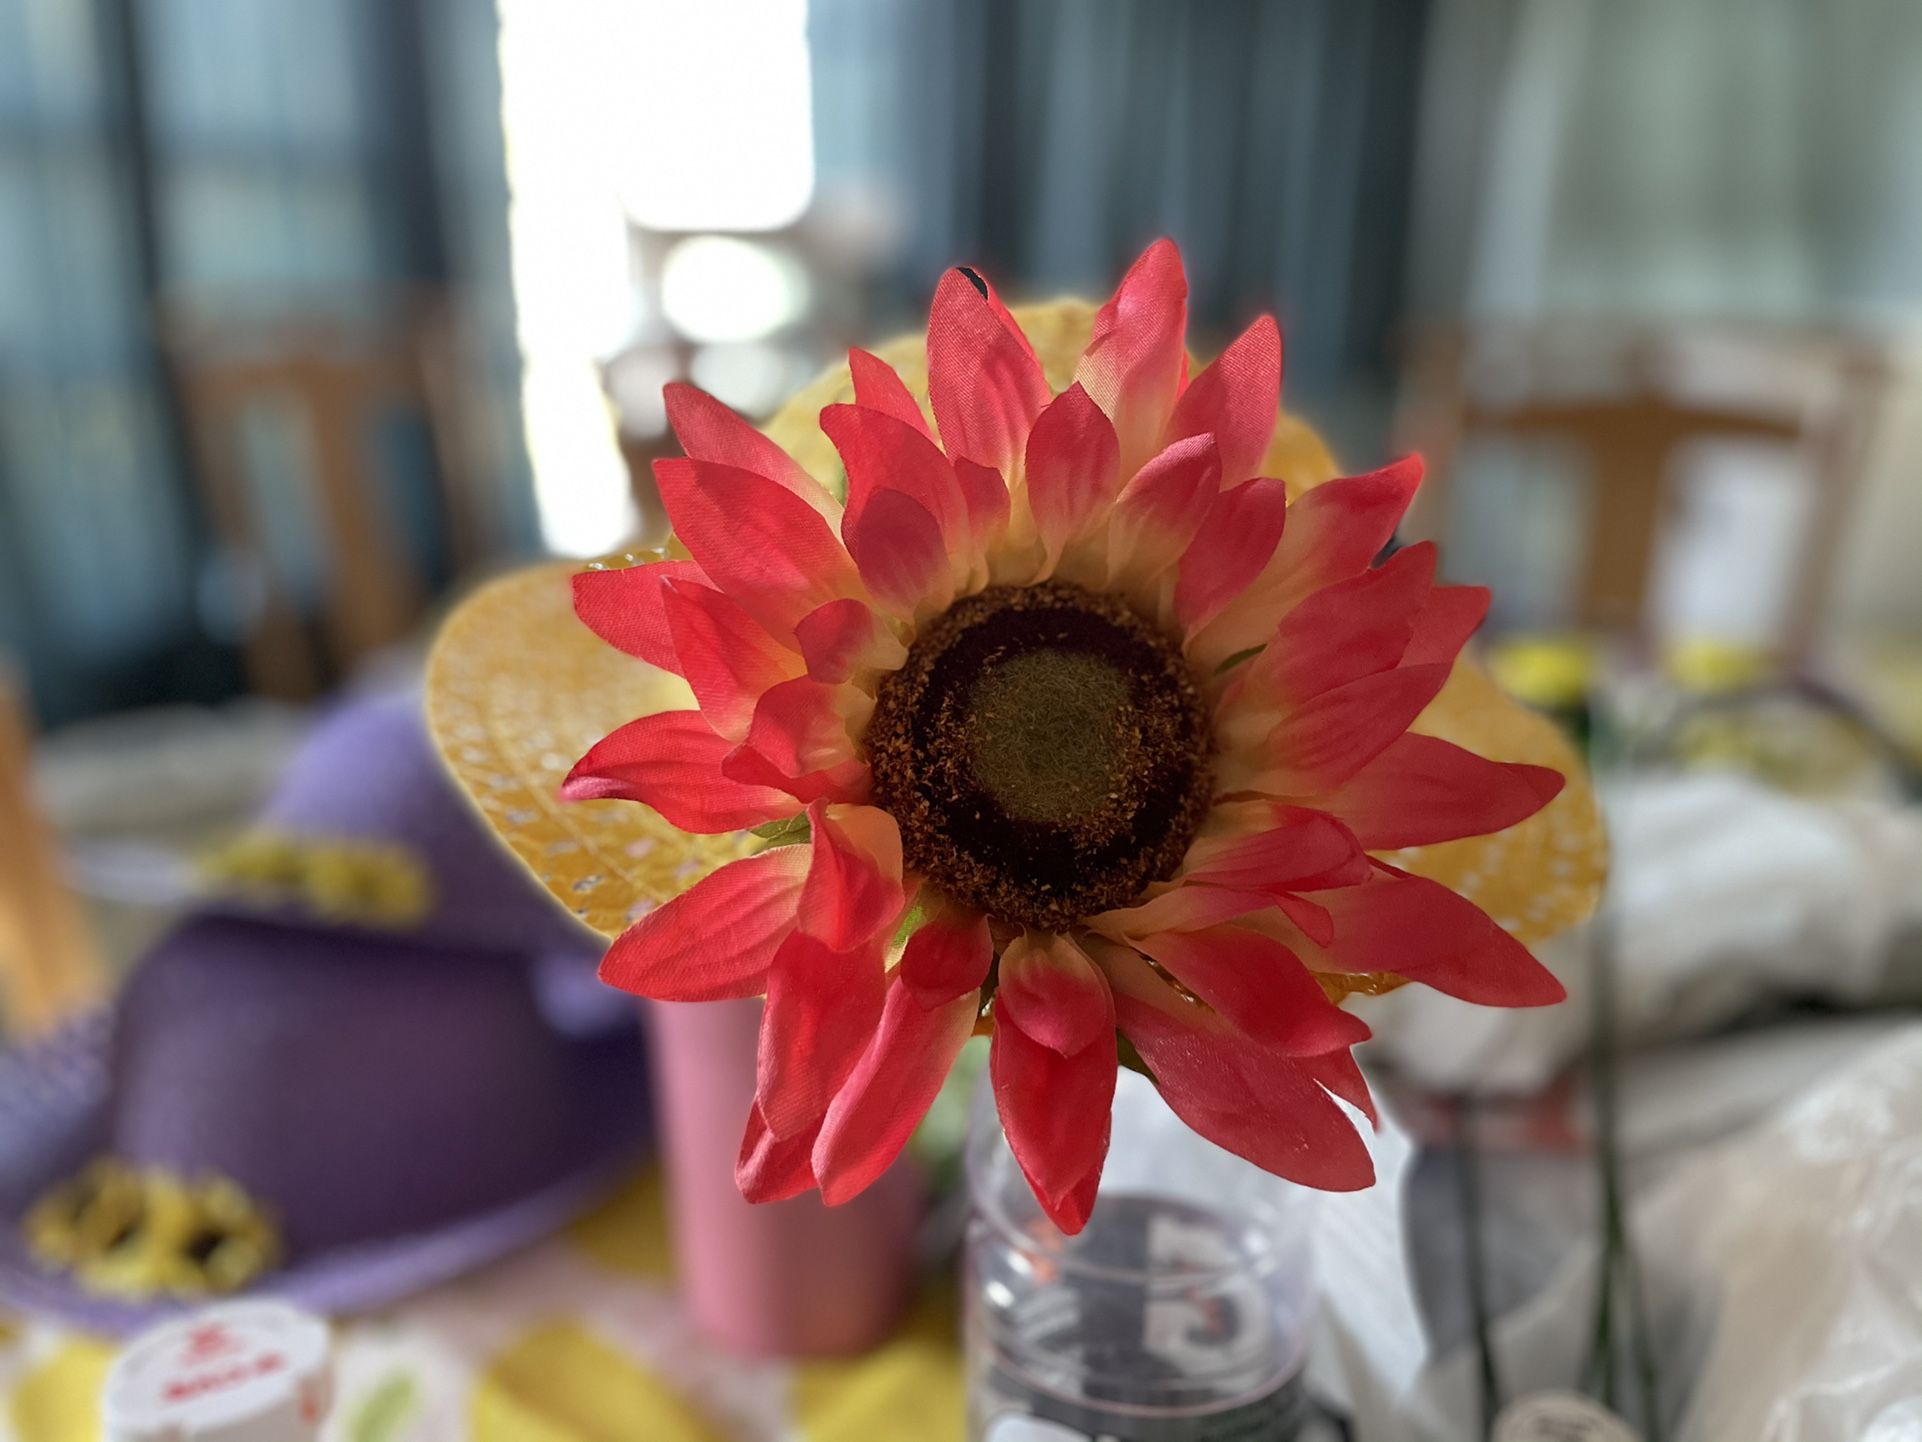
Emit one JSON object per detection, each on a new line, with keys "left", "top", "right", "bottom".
{"left": 866, "top": 581, "right": 1212, "bottom": 931}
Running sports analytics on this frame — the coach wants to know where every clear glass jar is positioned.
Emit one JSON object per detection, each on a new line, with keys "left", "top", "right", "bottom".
{"left": 965, "top": 1068, "right": 1319, "bottom": 1441}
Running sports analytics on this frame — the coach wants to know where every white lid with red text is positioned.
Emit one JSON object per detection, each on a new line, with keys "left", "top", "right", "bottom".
{"left": 102, "top": 1300, "right": 332, "bottom": 1442}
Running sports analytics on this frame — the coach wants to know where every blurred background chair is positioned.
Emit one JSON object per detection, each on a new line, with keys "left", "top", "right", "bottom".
{"left": 1395, "top": 323, "right": 1897, "bottom": 663}
{"left": 163, "top": 299, "right": 496, "bottom": 699}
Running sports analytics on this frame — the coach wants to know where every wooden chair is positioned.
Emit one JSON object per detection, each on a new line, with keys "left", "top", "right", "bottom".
{"left": 0, "top": 662, "right": 104, "bottom": 1038}
{"left": 1395, "top": 323, "right": 1890, "bottom": 659}
{"left": 164, "top": 297, "right": 494, "bottom": 699}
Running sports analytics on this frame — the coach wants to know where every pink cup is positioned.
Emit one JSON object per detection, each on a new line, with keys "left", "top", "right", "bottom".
{"left": 646, "top": 998, "right": 922, "bottom": 1356}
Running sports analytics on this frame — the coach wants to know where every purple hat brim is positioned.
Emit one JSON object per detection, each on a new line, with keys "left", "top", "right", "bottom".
{"left": 0, "top": 1001, "right": 651, "bottom": 1335}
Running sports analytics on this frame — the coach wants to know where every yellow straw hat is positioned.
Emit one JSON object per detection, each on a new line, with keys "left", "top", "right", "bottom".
{"left": 426, "top": 301, "right": 1606, "bottom": 981}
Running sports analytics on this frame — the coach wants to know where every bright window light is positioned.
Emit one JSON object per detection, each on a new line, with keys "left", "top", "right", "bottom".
{"left": 662, "top": 237, "right": 810, "bottom": 344}
{"left": 615, "top": 0, "right": 815, "bottom": 233}
{"left": 494, "top": 1, "right": 815, "bottom": 556}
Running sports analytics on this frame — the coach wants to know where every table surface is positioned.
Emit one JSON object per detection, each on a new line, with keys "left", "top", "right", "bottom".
{"left": 0, "top": 1166, "right": 966, "bottom": 1442}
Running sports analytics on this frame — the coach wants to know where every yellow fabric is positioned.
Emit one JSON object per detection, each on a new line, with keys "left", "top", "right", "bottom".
{"left": 8, "top": 1339, "right": 112, "bottom": 1442}
{"left": 470, "top": 1323, "right": 730, "bottom": 1442}
{"left": 789, "top": 1285, "right": 966, "bottom": 1442}
{"left": 0, "top": 1166, "right": 965, "bottom": 1442}
{"left": 562, "top": 1169, "right": 674, "bottom": 1282}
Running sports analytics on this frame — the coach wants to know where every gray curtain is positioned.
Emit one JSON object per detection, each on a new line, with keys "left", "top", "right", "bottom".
{"left": 811, "top": 0, "right": 1432, "bottom": 405}
{"left": 1410, "top": 0, "right": 1922, "bottom": 321}
{"left": 0, "top": 0, "right": 526, "bottom": 724}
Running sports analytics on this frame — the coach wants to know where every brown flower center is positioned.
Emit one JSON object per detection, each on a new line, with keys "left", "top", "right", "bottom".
{"left": 865, "top": 581, "right": 1212, "bottom": 931}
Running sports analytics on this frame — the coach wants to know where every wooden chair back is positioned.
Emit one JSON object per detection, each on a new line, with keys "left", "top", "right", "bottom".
{"left": 165, "top": 298, "right": 490, "bottom": 698}
{"left": 1396, "top": 324, "right": 1888, "bottom": 657}
{"left": 0, "top": 662, "right": 104, "bottom": 1038}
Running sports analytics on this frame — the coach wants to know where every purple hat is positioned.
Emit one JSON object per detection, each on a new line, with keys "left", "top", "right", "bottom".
{"left": 0, "top": 693, "right": 649, "bottom": 1333}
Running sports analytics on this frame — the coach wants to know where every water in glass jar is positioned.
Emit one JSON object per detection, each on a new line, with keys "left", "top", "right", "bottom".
{"left": 965, "top": 1072, "right": 1320, "bottom": 1441}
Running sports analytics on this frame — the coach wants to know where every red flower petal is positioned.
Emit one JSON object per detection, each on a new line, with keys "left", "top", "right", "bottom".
{"left": 792, "top": 597, "right": 906, "bottom": 685}
{"left": 1191, "top": 456, "right": 1423, "bottom": 666}
{"left": 757, "top": 928, "right": 886, "bottom": 1138}
{"left": 1271, "top": 456, "right": 1424, "bottom": 596}
{"left": 735, "top": 676, "right": 862, "bottom": 791}
{"left": 1181, "top": 804, "right": 1371, "bottom": 893}
{"left": 896, "top": 906, "right": 993, "bottom": 1009}
{"left": 821, "top": 403, "right": 968, "bottom": 551}
{"left": 561, "top": 710, "right": 799, "bottom": 833}
{"left": 815, "top": 975, "right": 980, "bottom": 1205}
{"left": 653, "top": 458, "right": 865, "bottom": 643}
{"left": 797, "top": 800, "right": 905, "bottom": 952}
{"left": 737, "top": 1103, "right": 820, "bottom": 1203}
{"left": 1102, "top": 948, "right": 1373, "bottom": 1191}
{"left": 1274, "top": 892, "right": 1335, "bottom": 948}
{"left": 1249, "top": 662, "right": 1453, "bottom": 793}
{"left": 953, "top": 459, "right": 1012, "bottom": 564}
{"left": 1131, "top": 926, "right": 1370, "bottom": 1055}
{"left": 597, "top": 847, "right": 808, "bottom": 1001}
{"left": 1024, "top": 383, "right": 1121, "bottom": 568}
{"left": 1173, "top": 477, "right": 1289, "bottom": 637}
{"left": 1311, "top": 870, "right": 1567, "bottom": 1006}
{"left": 721, "top": 743, "right": 869, "bottom": 808}
{"left": 844, "top": 488, "right": 954, "bottom": 618}
{"left": 926, "top": 266, "right": 1050, "bottom": 475}
{"left": 1301, "top": 734, "right": 1564, "bottom": 850}
{"left": 1051, "top": 1159, "right": 1105, "bottom": 1236}
{"left": 1164, "top": 314, "right": 1282, "bottom": 485}
{"left": 1299, "top": 1047, "right": 1378, "bottom": 1126}
{"left": 665, "top": 381, "right": 839, "bottom": 524}
{"left": 995, "top": 932, "right": 1113, "bottom": 1057}
{"left": 1404, "top": 583, "right": 1491, "bottom": 667}
{"left": 660, "top": 579, "right": 799, "bottom": 741}
{"left": 1075, "top": 238, "right": 1189, "bottom": 475}
{"left": 847, "top": 347, "right": 933, "bottom": 439}
{"left": 1089, "top": 883, "right": 1279, "bottom": 939}
{"left": 571, "top": 560, "right": 704, "bottom": 673}
{"left": 991, "top": 1004, "right": 1116, "bottom": 1233}
{"left": 1109, "top": 434, "right": 1222, "bottom": 582}
{"left": 1250, "top": 542, "right": 1437, "bottom": 704}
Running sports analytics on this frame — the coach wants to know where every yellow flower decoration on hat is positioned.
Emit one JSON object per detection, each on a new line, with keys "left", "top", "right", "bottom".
{"left": 198, "top": 833, "right": 434, "bottom": 929}
{"left": 25, "top": 1158, "right": 281, "bottom": 1300}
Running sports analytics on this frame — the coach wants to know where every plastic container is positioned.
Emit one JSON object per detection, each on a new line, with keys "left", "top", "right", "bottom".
{"left": 101, "top": 1300, "right": 331, "bottom": 1442}
{"left": 965, "top": 1068, "right": 1319, "bottom": 1440}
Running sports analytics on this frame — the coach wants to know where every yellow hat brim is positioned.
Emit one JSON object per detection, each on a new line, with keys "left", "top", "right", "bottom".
{"left": 428, "top": 301, "right": 1605, "bottom": 949}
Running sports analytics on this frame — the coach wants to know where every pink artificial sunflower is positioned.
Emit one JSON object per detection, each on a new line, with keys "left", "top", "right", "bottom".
{"left": 565, "top": 240, "right": 1566, "bottom": 1233}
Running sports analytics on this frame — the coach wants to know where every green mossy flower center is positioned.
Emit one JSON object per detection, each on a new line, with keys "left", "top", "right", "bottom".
{"left": 865, "top": 582, "right": 1212, "bottom": 931}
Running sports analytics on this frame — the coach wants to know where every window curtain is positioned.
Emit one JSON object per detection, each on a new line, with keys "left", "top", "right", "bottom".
{"left": 0, "top": 0, "right": 526, "bottom": 724}
{"left": 1409, "top": 0, "right": 1922, "bottom": 322}
{"left": 810, "top": 0, "right": 1432, "bottom": 425}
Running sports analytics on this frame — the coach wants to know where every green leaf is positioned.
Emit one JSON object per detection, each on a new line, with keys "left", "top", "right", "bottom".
{"left": 1214, "top": 645, "right": 1265, "bottom": 676}
{"left": 751, "top": 814, "right": 812, "bottom": 848}
{"left": 889, "top": 897, "right": 929, "bottom": 950}
{"left": 347, "top": 1372, "right": 420, "bottom": 1442}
